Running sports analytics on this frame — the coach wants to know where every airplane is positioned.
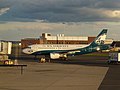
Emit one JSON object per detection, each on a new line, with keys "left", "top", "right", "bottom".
{"left": 22, "top": 29, "right": 111, "bottom": 60}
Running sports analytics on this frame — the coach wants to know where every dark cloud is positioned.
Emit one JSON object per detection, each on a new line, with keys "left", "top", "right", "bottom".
{"left": 0, "top": 0, "right": 120, "bottom": 22}
{"left": 95, "top": 0, "right": 120, "bottom": 9}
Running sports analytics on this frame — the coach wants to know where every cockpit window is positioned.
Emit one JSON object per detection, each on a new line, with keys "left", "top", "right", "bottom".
{"left": 28, "top": 50, "right": 33, "bottom": 52}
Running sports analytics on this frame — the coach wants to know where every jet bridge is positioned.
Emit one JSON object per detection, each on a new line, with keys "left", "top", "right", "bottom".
{"left": 0, "top": 41, "right": 13, "bottom": 65}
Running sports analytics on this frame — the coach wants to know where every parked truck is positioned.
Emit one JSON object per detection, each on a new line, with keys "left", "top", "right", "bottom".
{"left": 108, "top": 52, "right": 120, "bottom": 64}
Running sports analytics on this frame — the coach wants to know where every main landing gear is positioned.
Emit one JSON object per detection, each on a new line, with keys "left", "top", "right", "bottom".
{"left": 37, "top": 55, "right": 50, "bottom": 63}
{"left": 34, "top": 55, "right": 68, "bottom": 63}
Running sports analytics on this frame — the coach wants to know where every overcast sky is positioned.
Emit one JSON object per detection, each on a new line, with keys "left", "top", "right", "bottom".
{"left": 0, "top": 0, "right": 120, "bottom": 40}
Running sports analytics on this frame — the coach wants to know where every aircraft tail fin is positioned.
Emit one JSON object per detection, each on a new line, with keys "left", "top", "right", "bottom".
{"left": 89, "top": 29, "right": 108, "bottom": 47}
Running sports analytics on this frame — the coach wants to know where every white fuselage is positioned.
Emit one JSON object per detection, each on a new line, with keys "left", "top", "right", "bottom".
{"left": 23, "top": 44, "right": 89, "bottom": 54}
{"left": 32, "top": 44, "right": 88, "bottom": 50}
{"left": 31, "top": 44, "right": 88, "bottom": 51}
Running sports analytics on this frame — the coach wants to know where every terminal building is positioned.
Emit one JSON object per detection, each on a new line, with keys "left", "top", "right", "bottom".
{"left": 21, "top": 33, "right": 113, "bottom": 48}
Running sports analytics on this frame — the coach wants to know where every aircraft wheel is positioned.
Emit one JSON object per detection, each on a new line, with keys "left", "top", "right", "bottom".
{"left": 40, "top": 58, "right": 46, "bottom": 63}
{"left": 61, "top": 57, "right": 67, "bottom": 61}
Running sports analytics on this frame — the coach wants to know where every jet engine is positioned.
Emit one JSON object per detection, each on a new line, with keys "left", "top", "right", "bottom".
{"left": 50, "top": 53, "right": 60, "bottom": 59}
{"left": 50, "top": 53, "right": 67, "bottom": 60}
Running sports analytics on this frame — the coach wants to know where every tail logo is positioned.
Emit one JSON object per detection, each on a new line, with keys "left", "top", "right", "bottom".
{"left": 95, "top": 33, "right": 106, "bottom": 45}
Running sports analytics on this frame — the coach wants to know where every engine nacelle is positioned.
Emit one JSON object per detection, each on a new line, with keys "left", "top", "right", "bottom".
{"left": 50, "top": 53, "right": 60, "bottom": 59}
{"left": 50, "top": 53, "right": 67, "bottom": 59}
{"left": 96, "top": 47, "right": 100, "bottom": 51}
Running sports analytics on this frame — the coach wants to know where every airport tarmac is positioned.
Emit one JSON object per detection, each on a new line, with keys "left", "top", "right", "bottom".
{"left": 0, "top": 54, "right": 120, "bottom": 90}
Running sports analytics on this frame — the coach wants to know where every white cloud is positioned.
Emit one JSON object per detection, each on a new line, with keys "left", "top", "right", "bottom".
{"left": 0, "top": 7, "right": 10, "bottom": 15}
{"left": 104, "top": 10, "right": 120, "bottom": 18}
{"left": 78, "top": 7, "right": 120, "bottom": 21}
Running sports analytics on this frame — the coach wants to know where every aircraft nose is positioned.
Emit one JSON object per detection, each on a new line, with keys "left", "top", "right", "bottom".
{"left": 22, "top": 48, "right": 28, "bottom": 54}
{"left": 22, "top": 48, "right": 33, "bottom": 54}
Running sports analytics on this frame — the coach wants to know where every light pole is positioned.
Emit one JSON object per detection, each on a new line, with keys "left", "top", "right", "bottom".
{"left": 15, "top": 42, "right": 21, "bottom": 65}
